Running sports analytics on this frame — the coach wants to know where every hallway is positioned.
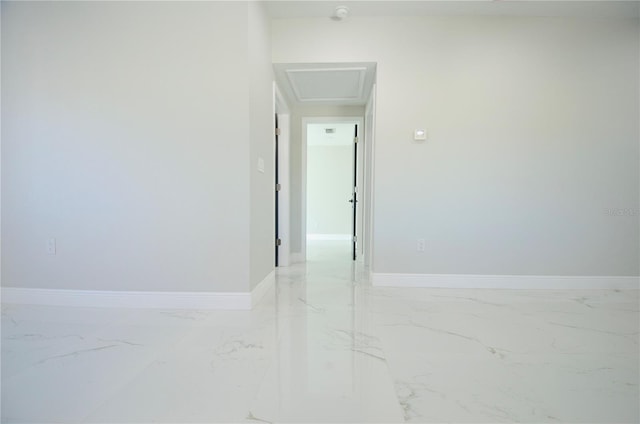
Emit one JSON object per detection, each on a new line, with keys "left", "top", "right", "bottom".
{"left": 2, "top": 245, "right": 638, "bottom": 423}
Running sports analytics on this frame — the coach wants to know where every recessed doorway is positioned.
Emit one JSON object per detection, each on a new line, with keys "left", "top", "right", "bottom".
{"left": 273, "top": 62, "right": 377, "bottom": 266}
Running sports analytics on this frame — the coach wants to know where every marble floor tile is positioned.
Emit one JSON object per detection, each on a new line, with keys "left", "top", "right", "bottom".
{"left": 2, "top": 330, "right": 162, "bottom": 423}
{"left": 84, "top": 345, "right": 272, "bottom": 423}
{"left": 2, "top": 241, "right": 639, "bottom": 423}
{"left": 248, "top": 348, "right": 403, "bottom": 423}
{"left": 383, "top": 352, "right": 638, "bottom": 423}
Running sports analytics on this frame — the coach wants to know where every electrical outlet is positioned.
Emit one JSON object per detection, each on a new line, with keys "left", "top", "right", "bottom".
{"left": 417, "top": 238, "right": 426, "bottom": 252}
{"left": 46, "top": 238, "right": 56, "bottom": 255}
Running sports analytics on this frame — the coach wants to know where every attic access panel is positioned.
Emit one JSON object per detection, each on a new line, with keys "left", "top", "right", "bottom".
{"left": 285, "top": 67, "right": 366, "bottom": 102}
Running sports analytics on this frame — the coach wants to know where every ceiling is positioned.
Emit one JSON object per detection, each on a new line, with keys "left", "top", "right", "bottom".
{"left": 274, "top": 62, "right": 376, "bottom": 107}
{"left": 270, "top": 1, "right": 637, "bottom": 108}
{"left": 265, "top": 1, "right": 640, "bottom": 19}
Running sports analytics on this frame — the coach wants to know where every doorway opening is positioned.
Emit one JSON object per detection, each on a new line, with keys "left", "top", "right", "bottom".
{"left": 304, "top": 117, "right": 363, "bottom": 262}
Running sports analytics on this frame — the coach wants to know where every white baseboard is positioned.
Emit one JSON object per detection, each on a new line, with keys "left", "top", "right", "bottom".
{"left": 3, "top": 287, "right": 254, "bottom": 310}
{"left": 1, "top": 271, "right": 279, "bottom": 310}
{"left": 251, "top": 270, "right": 275, "bottom": 308}
{"left": 371, "top": 273, "right": 640, "bottom": 290}
{"left": 307, "top": 234, "right": 351, "bottom": 241}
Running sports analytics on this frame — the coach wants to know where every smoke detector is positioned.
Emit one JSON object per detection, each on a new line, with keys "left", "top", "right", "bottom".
{"left": 333, "top": 6, "right": 350, "bottom": 21}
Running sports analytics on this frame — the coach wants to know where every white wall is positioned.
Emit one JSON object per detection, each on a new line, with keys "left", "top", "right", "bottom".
{"left": 1, "top": 1, "right": 270, "bottom": 293}
{"left": 273, "top": 15, "right": 640, "bottom": 276}
{"left": 248, "top": 1, "right": 275, "bottom": 289}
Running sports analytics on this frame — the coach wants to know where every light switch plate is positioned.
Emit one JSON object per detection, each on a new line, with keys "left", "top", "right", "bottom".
{"left": 414, "top": 129, "right": 427, "bottom": 141}
{"left": 257, "top": 157, "right": 265, "bottom": 173}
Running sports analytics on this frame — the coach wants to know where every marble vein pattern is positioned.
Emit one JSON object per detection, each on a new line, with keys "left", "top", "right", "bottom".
{"left": 2, "top": 241, "right": 639, "bottom": 423}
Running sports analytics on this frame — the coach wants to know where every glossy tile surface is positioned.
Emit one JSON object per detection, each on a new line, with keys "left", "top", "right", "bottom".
{"left": 2, "top": 241, "right": 639, "bottom": 423}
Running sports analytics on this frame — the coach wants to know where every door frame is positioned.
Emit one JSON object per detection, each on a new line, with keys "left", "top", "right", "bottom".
{"left": 274, "top": 82, "right": 290, "bottom": 267}
{"left": 363, "top": 84, "right": 377, "bottom": 267}
{"left": 301, "top": 116, "right": 365, "bottom": 262}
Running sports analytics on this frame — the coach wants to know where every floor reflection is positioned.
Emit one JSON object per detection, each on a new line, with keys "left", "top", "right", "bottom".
{"left": 250, "top": 240, "right": 403, "bottom": 422}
